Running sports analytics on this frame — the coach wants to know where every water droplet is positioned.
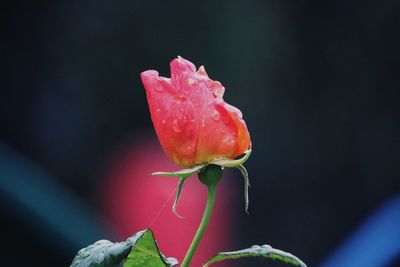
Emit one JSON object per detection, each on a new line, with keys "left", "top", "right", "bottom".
{"left": 173, "top": 119, "right": 182, "bottom": 132}
{"left": 222, "top": 135, "right": 235, "bottom": 146}
{"left": 156, "top": 108, "right": 161, "bottom": 112}
{"left": 187, "top": 146, "right": 191, "bottom": 150}
{"left": 222, "top": 115, "right": 230, "bottom": 126}
{"left": 175, "top": 94, "right": 186, "bottom": 100}
{"left": 201, "top": 118, "right": 206, "bottom": 128}
{"left": 213, "top": 87, "right": 225, "bottom": 98}
{"left": 261, "top": 245, "right": 272, "bottom": 249}
{"left": 154, "top": 84, "right": 164, "bottom": 92}
{"left": 162, "top": 119, "right": 166, "bottom": 124}
{"left": 211, "top": 109, "right": 220, "bottom": 121}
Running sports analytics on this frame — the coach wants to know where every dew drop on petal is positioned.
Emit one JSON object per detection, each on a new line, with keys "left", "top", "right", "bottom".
{"left": 154, "top": 81, "right": 164, "bottom": 92}
{"left": 156, "top": 108, "right": 161, "bottom": 112}
{"left": 173, "top": 119, "right": 182, "bottom": 132}
{"left": 211, "top": 109, "right": 221, "bottom": 121}
{"left": 201, "top": 118, "right": 206, "bottom": 128}
{"left": 162, "top": 119, "right": 166, "bottom": 124}
{"left": 213, "top": 87, "right": 225, "bottom": 98}
{"left": 221, "top": 134, "right": 235, "bottom": 147}
{"left": 221, "top": 115, "right": 230, "bottom": 126}
{"left": 175, "top": 94, "right": 186, "bottom": 100}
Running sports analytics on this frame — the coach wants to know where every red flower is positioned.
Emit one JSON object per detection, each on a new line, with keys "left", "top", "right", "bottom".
{"left": 140, "top": 56, "right": 251, "bottom": 167}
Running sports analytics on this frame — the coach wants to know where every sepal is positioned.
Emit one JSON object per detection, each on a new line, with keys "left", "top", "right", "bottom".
{"left": 152, "top": 150, "right": 252, "bottom": 215}
{"left": 210, "top": 149, "right": 252, "bottom": 168}
{"left": 152, "top": 164, "right": 206, "bottom": 179}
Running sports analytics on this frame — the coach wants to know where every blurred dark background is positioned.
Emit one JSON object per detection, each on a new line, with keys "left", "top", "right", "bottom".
{"left": 1, "top": 0, "right": 400, "bottom": 266}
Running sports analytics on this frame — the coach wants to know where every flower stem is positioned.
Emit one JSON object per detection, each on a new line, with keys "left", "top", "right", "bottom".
{"left": 181, "top": 185, "right": 216, "bottom": 267}
{"left": 181, "top": 165, "right": 222, "bottom": 267}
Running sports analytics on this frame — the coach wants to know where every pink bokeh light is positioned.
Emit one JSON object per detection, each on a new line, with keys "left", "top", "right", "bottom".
{"left": 100, "top": 135, "right": 235, "bottom": 266}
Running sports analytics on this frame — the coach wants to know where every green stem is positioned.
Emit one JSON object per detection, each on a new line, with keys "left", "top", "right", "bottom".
{"left": 181, "top": 184, "right": 217, "bottom": 267}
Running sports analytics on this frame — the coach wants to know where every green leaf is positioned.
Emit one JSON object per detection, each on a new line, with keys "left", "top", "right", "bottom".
{"left": 203, "top": 244, "right": 307, "bottom": 267}
{"left": 210, "top": 149, "right": 252, "bottom": 168}
{"left": 152, "top": 164, "right": 206, "bottom": 179}
{"left": 70, "top": 229, "right": 178, "bottom": 267}
{"left": 123, "top": 229, "right": 178, "bottom": 267}
{"left": 70, "top": 236, "right": 134, "bottom": 267}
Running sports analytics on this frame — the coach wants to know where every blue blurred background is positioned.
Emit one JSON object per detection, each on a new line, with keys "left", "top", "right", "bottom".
{"left": 1, "top": 0, "right": 400, "bottom": 266}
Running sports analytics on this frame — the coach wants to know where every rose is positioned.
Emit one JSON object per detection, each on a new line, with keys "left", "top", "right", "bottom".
{"left": 140, "top": 56, "right": 251, "bottom": 167}
{"left": 70, "top": 57, "right": 304, "bottom": 267}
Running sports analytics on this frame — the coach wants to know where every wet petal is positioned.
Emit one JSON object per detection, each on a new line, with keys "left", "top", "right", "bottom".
{"left": 194, "top": 103, "right": 237, "bottom": 164}
{"left": 226, "top": 106, "right": 251, "bottom": 158}
{"left": 141, "top": 70, "right": 198, "bottom": 167}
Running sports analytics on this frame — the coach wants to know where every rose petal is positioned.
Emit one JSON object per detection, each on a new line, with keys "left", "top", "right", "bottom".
{"left": 141, "top": 70, "right": 198, "bottom": 167}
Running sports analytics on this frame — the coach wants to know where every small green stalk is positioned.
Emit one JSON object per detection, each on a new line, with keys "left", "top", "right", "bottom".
{"left": 180, "top": 165, "right": 223, "bottom": 267}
